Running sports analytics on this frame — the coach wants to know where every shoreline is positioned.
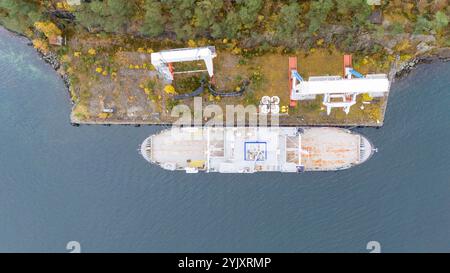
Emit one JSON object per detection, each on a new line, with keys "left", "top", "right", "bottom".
{"left": 1, "top": 26, "right": 448, "bottom": 127}
{"left": 387, "top": 47, "right": 450, "bottom": 81}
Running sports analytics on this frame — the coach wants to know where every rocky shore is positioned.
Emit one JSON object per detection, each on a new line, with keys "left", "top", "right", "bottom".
{"left": 40, "top": 50, "right": 71, "bottom": 90}
{"left": 391, "top": 47, "right": 450, "bottom": 80}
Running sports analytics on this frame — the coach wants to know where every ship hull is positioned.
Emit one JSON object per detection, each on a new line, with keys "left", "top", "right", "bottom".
{"left": 140, "top": 127, "right": 375, "bottom": 173}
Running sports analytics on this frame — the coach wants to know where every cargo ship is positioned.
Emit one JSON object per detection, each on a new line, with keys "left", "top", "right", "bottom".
{"left": 140, "top": 127, "right": 375, "bottom": 173}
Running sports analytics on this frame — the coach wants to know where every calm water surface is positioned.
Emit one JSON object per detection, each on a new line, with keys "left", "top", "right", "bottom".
{"left": 0, "top": 28, "right": 449, "bottom": 252}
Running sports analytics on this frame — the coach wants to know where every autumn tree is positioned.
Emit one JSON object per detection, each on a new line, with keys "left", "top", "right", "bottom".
{"left": 34, "top": 21, "right": 62, "bottom": 38}
{"left": 32, "top": 38, "right": 49, "bottom": 54}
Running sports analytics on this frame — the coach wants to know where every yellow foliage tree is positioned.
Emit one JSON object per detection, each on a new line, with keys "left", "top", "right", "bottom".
{"left": 394, "top": 40, "right": 411, "bottom": 53}
{"left": 164, "top": 85, "right": 176, "bottom": 95}
{"left": 362, "top": 93, "right": 373, "bottom": 102}
{"left": 187, "top": 39, "right": 197, "bottom": 48}
{"left": 56, "top": 2, "right": 70, "bottom": 10}
{"left": 34, "top": 21, "right": 62, "bottom": 39}
{"left": 97, "top": 112, "right": 110, "bottom": 119}
{"left": 231, "top": 47, "right": 242, "bottom": 55}
{"left": 32, "top": 38, "right": 49, "bottom": 54}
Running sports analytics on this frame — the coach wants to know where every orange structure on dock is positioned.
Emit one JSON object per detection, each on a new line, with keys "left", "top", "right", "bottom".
{"left": 288, "top": 57, "right": 298, "bottom": 107}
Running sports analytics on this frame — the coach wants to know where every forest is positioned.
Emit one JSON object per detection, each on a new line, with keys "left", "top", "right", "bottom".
{"left": 0, "top": 0, "right": 448, "bottom": 50}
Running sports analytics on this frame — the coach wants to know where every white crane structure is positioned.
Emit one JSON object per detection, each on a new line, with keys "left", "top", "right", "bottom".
{"left": 289, "top": 56, "right": 390, "bottom": 115}
{"left": 151, "top": 46, "right": 217, "bottom": 82}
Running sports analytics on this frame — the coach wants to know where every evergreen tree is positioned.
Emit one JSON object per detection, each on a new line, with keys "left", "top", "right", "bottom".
{"left": 307, "top": 0, "right": 334, "bottom": 34}
{"left": 237, "top": 0, "right": 263, "bottom": 29}
{"left": 75, "top": 0, "right": 137, "bottom": 33}
{"left": 193, "top": 0, "right": 223, "bottom": 35}
{"left": 0, "top": 0, "right": 42, "bottom": 34}
{"left": 336, "top": 0, "right": 371, "bottom": 27}
{"left": 214, "top": 10, "right": 241, "bottom": 39}
{"left": 434, "top": 11, "right": 449, "bottom": 32}
{"left": 165, "top": 0, "right": 196, "bottom": 40}
{"left": 275, "top": 2, "right": 301, "bottom": 40}
{"left": 414, "top": 15, "right": 433, "bottom": 34}
{"left": 141, "top": 0, "right": 166, "bottom": 37}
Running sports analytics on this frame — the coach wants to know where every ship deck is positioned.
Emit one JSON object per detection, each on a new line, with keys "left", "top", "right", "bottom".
{"left": 145, "top": 127, "right": 367, "bottom": 172}
{"left": 149, "top": 128, "right": 207, "bottom": 170}
{"left": 301, "top": 128, "right": 360, "bottom": 171}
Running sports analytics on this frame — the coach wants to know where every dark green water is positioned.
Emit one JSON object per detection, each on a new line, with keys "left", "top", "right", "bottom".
{"left": 0, "top": 28, "right": 449, "bottom": 252}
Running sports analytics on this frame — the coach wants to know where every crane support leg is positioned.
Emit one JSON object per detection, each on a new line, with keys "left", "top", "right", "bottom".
{"left": 289, "top": 57, "right": 298, "bottom": 107}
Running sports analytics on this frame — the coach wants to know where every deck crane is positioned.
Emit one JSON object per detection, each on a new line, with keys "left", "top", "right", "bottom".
{"left": 289, "top": 55, "right": 390, "bottom": 115}
{"left": 151, "top": 46, "right": 217, "bottom": 82}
